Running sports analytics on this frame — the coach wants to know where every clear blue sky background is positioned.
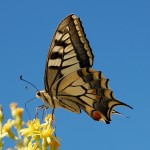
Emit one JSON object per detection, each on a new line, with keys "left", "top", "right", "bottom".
{"left": 0, "top": 0, "right": 150, "bottom": 149}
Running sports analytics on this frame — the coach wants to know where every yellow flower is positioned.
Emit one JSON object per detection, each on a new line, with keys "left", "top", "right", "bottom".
{"left": 0, "top": 139, "right": 4, "bottom": 150}
{"left": 10, "top": 103, "right": 18, "bottom": 117}
{"left": 44, "top": 114, "right": 54, "bottom": 124}
{"left": 41, "top": 114, "right": 55, "bottom": 136}
{"left": 20, "top": 118, "right": 41, "bottom": 139}
{"left": 41, "top": 124, "right": 55, "bottom": 148}
{"left": 0, "top": 103, "right": 62, "bottom": 150}
{"left": 15, "top": 108, "right": 24, "bottom": 118}
{"left": 41, "top": 114, "right": 60, "bottom": 150}
{"left": 17, "top": 142, "right": 41, "bottom": 150}
{"left": 25, "top": 142, "right": 41, "bottom": 150}
{"left": 0, "top": 105, "right": 4, "bottom": 125}
{"left": 49, "top": 137, "right": 61, "bottom": 150}
{"left": 10, "top": 103, "right": 24, "bottom": 130}
{"left": 20, "top": 114, "right": 61, "bottom": 150}
{"left": 0, "top": 132, "right": 8, "bottom": 139}
{"left": 1, "top": 119, "right": 16, "bottom": 140}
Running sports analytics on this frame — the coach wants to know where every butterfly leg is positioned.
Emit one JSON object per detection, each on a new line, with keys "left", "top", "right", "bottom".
{"left": 35, "top": 105, "right": 49, "bottom": 119}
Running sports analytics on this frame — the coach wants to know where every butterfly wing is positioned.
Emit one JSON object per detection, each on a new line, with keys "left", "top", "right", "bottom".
{"left": 52, "top": 68, "right": 132, "bottom": 124}
{"left": 44, "top": 14, "right": 94, "bottom": 93}
{"left": 41, "top": 14, "right": 132, "bottom": 123}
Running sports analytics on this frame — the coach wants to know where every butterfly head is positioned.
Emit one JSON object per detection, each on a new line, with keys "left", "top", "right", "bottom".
{"left": 36, "top": 90, "right": 53, "bottom": 108}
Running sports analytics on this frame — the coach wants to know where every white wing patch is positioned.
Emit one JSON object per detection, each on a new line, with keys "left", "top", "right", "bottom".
{"left": 48, "top": 59, "right": 62, "bottom": 67}
{"left": 55, "top": 32, "right": 63, "bottom": 41}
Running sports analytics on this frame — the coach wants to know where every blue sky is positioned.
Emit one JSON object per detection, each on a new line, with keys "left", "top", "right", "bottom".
{"left": 0, "top": 0, "right": 150, "bottom": 149}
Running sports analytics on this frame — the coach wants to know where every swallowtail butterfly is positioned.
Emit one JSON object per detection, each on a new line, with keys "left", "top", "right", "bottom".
{"left": 36, "top": 14, "right": 132, "bottom": 124}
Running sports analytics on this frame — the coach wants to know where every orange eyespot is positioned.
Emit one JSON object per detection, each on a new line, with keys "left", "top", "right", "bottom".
{"left": 92, "top": 111, "right": 102, "bottom": 121}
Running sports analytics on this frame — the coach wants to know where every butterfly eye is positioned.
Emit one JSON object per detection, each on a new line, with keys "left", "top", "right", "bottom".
{"left": 36, "top": 92, "right": 41, "bottom": 97}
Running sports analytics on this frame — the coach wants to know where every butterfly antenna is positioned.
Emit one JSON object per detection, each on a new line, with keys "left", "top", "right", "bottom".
{"left": 20, "top": 75, "right": 40, "bottom": 93}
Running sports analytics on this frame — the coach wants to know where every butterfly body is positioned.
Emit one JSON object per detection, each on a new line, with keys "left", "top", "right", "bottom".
{"left": 36, "top": 14, "right": 132, "bottom": 124}
{"left": 36, "top": 90, "right": 60, "bottom": 109}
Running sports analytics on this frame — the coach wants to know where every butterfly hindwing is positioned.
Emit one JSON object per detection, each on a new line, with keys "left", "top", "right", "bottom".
{"left": 52, "top": 68, "right": 132, "bottom": 123}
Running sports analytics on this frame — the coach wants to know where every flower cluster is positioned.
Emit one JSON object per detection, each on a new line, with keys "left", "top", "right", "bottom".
{"left": 20, "top": 114, "right": 60, "bottom": 150}
{"left": 0, "top": 103, "right": 61, "bottom": 150}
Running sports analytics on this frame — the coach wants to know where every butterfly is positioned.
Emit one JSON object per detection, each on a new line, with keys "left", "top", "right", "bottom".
{"left": 36, "top": 14, "right": 132, "bottom": 124}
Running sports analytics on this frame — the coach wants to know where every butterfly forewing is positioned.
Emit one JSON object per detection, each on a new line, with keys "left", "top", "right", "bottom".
{"left": 44, "top": 14, "right": 94, "bottom": 93}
